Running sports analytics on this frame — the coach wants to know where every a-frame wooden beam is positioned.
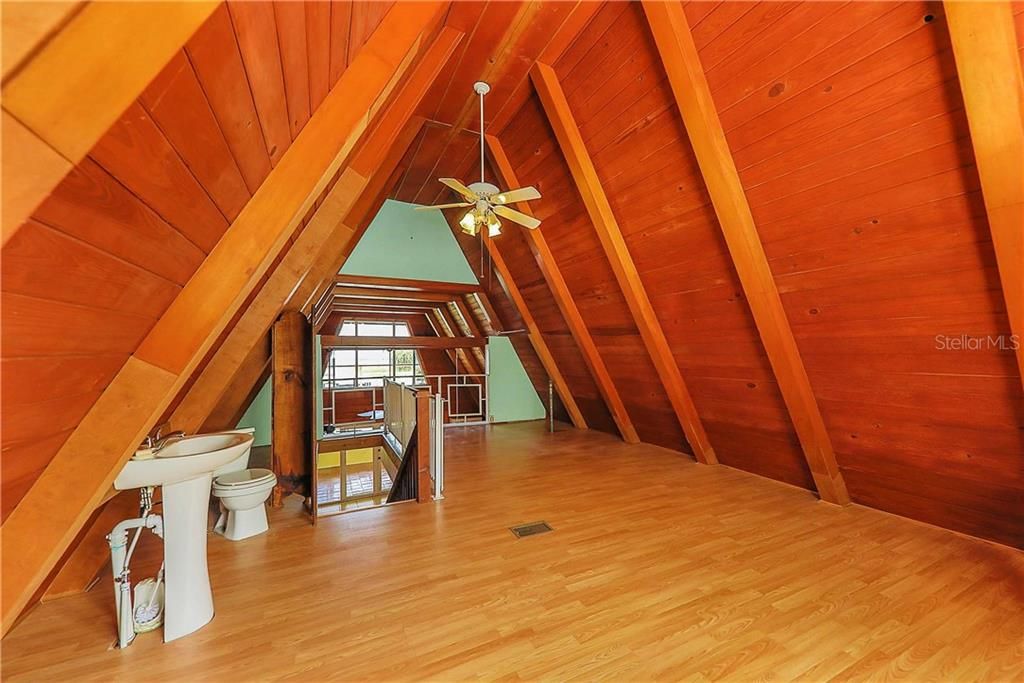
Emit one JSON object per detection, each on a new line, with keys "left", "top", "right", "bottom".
{"left": 479, "top": 230, "right": 588, "bottom": 429}
{"left": 333, "top": 274, "right": 482, "bottom": 294}
{"left": 640, "top": 0, "right": 849, "bottom": 504}
{"left": 333, "top": 287, "right": 460, "bottom": 303}
{"left": 202, "top": 330, "right": 273, "bottom": 432}
{"left": 290, "top": 132, "right": 424, "bottom": 318}
{"left": 530, "top": 62, "right": 717, "bottom": 465}
{"left": 944, "top": 1, "right": 1024, "bottom": 389}
{"left": 168, "top": 28, "right": 464, "bottom": 434}
{"left": 486, "top": 135, "right": 639, "bottom": 443}
{"left": 0, "top": 2, "right": 447, "bottom": 635}
{"left": 2, "top": 1, "right": 218, "bottom": 243}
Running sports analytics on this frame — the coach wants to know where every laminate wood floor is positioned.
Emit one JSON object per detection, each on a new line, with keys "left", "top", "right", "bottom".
{"left": 3, "top": 422, "right": 1022, "bottom": 681}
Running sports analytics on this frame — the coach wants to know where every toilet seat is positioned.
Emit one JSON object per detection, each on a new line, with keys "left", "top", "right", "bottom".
{"left": 213, "top": 468, "right": 275, "bottom": 494}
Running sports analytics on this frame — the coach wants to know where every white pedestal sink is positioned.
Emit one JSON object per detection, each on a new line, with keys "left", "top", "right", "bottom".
{"left": 115, "top": 432, "right": 254, "bottom": 642}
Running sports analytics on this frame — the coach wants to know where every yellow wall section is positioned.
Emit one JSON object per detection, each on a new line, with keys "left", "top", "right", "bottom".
{"left": 318, "top": 447, "right": 374, "bottom": 469}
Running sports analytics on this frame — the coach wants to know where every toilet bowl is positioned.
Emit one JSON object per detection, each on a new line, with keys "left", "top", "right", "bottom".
{"left": 212, "top": 468, "right": 276, "bottom": 541}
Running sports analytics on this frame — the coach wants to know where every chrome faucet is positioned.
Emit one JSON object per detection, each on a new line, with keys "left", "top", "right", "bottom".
{"left": 141, "top": 424, "right": 186, "bottom": 453}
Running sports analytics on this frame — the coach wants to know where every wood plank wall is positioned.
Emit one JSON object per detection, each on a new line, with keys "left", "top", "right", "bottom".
{"left": 547, "top": 2, "right": 810, "bottom": 484}
{"left": 682, "top": 0, "right": 1021, "bottom": 546}
{"left": 0, "top": 1, "right": 395, "bottom": 522}
{"left": 485, "top": 0, "right": 1021, "bottom": 545}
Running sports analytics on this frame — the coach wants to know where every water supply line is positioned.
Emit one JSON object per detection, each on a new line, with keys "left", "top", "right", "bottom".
{"left": 107, "top": 486, "right": 163, "bottom": 648}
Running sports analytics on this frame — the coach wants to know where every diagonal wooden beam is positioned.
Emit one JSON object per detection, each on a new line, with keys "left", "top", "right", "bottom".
{"left": 334, "top": 274, "right": 482, "bottom": 293}
{"left": 333, "top": 287, "right": 459, "bottom": 303}
{"left": 1, "top": 1, "right": 218, "bottom": 243}
{"left": 529, "top": 62, "right": 718, "bottom": 465}
{"left": 480, "top": 229, "right": 588, "bottom": 430}
{"left": 486, "top": 135, "right": 639, "bottom": 443}
{"left": 290, "top": 131, "right": 425, "bottom": 317}
{"left": 201, "top": 330, "right": 272, "bottom": 432}
{"left": 168, "top": 28, "right": 464, "bottom": 434}
{"left": 944, "top": 1, "right": 1024, "bottom": 390}
{"left": 640, "top": 1, "right": 849, "bottom": 503}
{"left": 0, "top": 2, "right": 447, "bottom": 635}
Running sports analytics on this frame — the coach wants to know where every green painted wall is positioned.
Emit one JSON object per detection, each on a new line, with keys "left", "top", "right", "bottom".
{"left": 236, "top": 377, "right": 271, "bottom": 446}
{"left": 340, "top": 199, "right": 479, "bottom": 284}
{"left": 343, "top": 199, "right": 544, "bottom": 423}
{"left": 488, "top": 336, "right": 545, "bottom": 423}
{"left": 236, "top": 200, "right": 544, "bottom": 432}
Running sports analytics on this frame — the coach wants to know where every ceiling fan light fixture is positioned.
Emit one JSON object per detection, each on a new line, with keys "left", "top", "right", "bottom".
{"left": 459, "top": 210, "right": 478, "bottom": 236}
{"left": 487, "top": 212, "right": 502, "bottom": 237}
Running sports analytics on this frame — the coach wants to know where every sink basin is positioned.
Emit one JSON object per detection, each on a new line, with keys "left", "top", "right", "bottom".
{"left": 113, "top": 431, "right": 255, "bottom": 643}
{"left": 114, "top": 433, "right": 253, "bottom": 490}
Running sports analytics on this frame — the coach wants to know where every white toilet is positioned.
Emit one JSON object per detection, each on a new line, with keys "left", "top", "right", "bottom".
{"left": 211, "top": 429, "right": 277, "bottom": 541}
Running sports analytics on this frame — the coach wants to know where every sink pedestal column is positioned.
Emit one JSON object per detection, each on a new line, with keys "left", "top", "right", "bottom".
{"left": 161, "top": 474, "right": 215, "bottom": 641}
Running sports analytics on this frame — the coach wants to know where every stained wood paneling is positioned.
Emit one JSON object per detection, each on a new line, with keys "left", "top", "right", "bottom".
{"left": 186, "top": 3, "right": 273, "bottom": 193}
{"left": 140, "top": 51, "right": 250, "bottom": 222}
{"left": 89, "top": 102, "right": 227, "bottom": 252}
{"left": 545, "top": 2, "right": 812, "bottom": 482}
{"left": 228, "top": 0, "right": 292, "bottom": 165}
{"left": 0, "top": 1, "right": 406, "bottom": 524}
{"left": 306, "top": 1, "right": 332, "bottom": 111}
{"left": 275, "top": 1, "right": 311, "bottom": 139}
{"left": 694, "top": 0, "right": 1022, "bottom": 545}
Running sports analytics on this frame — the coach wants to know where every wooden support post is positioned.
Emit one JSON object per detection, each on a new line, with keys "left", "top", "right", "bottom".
{"left": 0, "top": 2, "right": 447, "bottom": 635}
{"left": 485, "top": 135, "right": 639, "bottom": 443}
{"left": 640, "top": 0, "right": 849, "bottom": 503}
{"left": 272, "top": 311, "right": 310, "bottom": 505}
{"left": 530, "top": 62, "right": 717, "bottom": 465}
{"left": 944, "top": 0, "right": 1024, "bottom": 389}
{"left": 480, "top": 229, "right": 588, "bottom": 429}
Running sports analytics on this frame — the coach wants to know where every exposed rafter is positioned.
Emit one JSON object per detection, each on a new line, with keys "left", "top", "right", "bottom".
{"left": 640, "top": 0, "right": 849, "bottom": 504}
{"left": 0, "top": 2, "right": 448, "bottom": 635}
{"left": 944, "top": 0, "right": 1024, "bottom": 389}
{"left": 486, "top": 135, "right": 639, "bottom": 443}
{"left": 530, "top": 61, "right": 718, "bottom": 465}
{"left": 1, "top": 2, "right": 218, "bottom": 242}
{"left": 479, "top": 230, "right": 588, "bottom": 430}
{"left": 168, "top": 28, "right": 464, "bottom": 434}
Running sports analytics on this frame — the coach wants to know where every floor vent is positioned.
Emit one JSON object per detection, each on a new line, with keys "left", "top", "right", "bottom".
{"left": 510, "top": 521, "right": 553, "bottom": 538}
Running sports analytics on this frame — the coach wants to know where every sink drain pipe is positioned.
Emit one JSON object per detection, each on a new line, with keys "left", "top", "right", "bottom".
{"left": 107, "top": 488, "right": 163, "bottom": 648}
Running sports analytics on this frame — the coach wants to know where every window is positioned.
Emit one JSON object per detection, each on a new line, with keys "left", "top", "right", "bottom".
{"left": 324, "top": 321, "right": 424, "bottom": 389}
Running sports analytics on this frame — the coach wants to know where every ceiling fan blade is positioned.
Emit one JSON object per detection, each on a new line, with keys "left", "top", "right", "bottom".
{"left": 493, "top": 205, "right": 541, "bottom": 230}
{"left": 493, "top": 186, "right": 541, "bottom": 204}
{"left": 415, "top": 202, "right": 472, "bottom": 211}
{"left": 439, "top": 178, "right": 478, "bottom": 201}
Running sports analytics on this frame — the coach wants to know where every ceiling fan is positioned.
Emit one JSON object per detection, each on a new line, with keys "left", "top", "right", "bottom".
{"left": 417, "top": 81, "right": 541, "bottom": 237}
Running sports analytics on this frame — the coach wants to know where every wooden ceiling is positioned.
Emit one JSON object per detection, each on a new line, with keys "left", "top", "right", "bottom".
{"left": 1, "top": 0, "right": 1021, "bottom": 636}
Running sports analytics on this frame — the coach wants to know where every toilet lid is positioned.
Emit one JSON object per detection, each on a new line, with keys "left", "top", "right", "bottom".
{"left": 214, "top": 468, "right": 275, "bottom": 489}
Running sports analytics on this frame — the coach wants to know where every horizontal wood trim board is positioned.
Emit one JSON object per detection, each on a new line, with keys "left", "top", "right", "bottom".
{"left": 334, "top": 274, "right": 482, "bottom": 293}
{"left": 321, "top": 336, "right": 487, "bottom": 349}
